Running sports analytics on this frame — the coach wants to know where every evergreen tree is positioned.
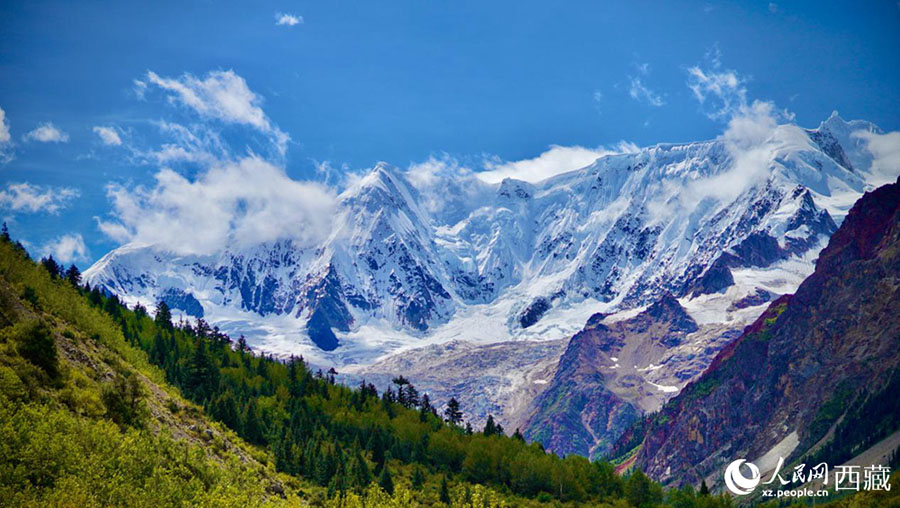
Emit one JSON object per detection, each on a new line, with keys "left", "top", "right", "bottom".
{"left": 351, "top": 449, "right": 372, "bottom": 491}
{"left": 89, "top": 286, "right": 103, "bottom": 306}
{"left": 17, "top": 320, "right": 59, "bottom": 380}
{"left": 368, "top": 432, "right": 386, "bottom": 468}
{"left": 0, "top": 222, "right": 9, "bottom": 242}
{"left": 440, "top": 476, "right": 451, "bottom": 504}
{"left": 404, "top": 384, "right": 419, "bottom": 408}
{"left": 41, "top": 256, "right": 61, "bottom": 279}
{"left": 242, "top": 399, "right": 266, "bottom": 445}
{"left": 210, "top": 391, "right": 240, "bottom": 429}
{"left": 411, "top": 466, "right": 426, "bottom": 489}
{"left": 187, "top": 337, "right": 218, "bottom": 400}
{"left": 154, "top": 301, "right": 173, "bottom": 329}
{"left": 444, "top": 397, "right": 463, "bottom": 425}
{"left": 378, "top": 464, "right": 394, "bottom": 495}
{"left": 64, "top": 264, "right": 82, "bottom": 287}
{"left": 419, "top": 393, "right": 432, "bottom": 422}
{"left": 512, "top": 427, "right": 525, "bottom": 441}
{"left": 101, "top": 370, "right": 146, "bottom": 428}
{"left": 483, "top": 414, "right": 497, "bottom": 436}
{"left": 699, "top": 479, "right": 710, "bottom": 496}
{"left": 625, "top": 470, "right": 662, "bottom": 508}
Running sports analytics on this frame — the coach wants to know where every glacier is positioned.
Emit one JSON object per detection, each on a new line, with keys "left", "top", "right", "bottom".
{"left": 85, "top": 113, "right": 882, "bottom": 367}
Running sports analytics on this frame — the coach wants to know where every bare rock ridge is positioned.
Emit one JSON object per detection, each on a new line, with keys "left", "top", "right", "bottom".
{"left": 521, "top": 294, "right": 702, "bottom": 459}
{"left": 621, "top": 175, "right": 900, "bottom": 488}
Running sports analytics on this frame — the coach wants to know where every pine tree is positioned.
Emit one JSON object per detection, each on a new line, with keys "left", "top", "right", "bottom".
{"left": 64, "top": 264, "right": 82, "bottom": 287}
{"left": 444, "top": 397, "right": 463, "bottom": 425}
{"left": 699, "top": 479, "right": 710, "bottom": 496}
{"left": 440, "top": 476, "right": 451, "bottom": 504}
{"left": 351, "top": 449, "right": 372, "bottom": 491}
{"left": 405, "top": 384, "right": 419, "bottom": 408}
{"left": 243, "top": 399, "right": 266, "bottom": 445}
{"left": 412, "top": 466, "right": 426, "bottom": 488}
{"left": 483, "top": 414, "right": 497, "bottom": 436}
{"left": 187, "top": 337, "right": 218, "bottom": 400}
{"left": 420, "top": 393, "right": 432, "bottom": 422}
{"left": 378, "top": 463, "right": 394, "bottom": 494}
{"left": 211, "top": 391, "right": 240, "bottom": 429}
{"left": 41, "top": 256, "right": 61, "bottom": 279}
{"left": 17, "top": 320, "right": 59, "bottom": 380}
{"left": 154, "top": 301, "right": 173, "bottom": 329}
{"left": 368, "top": 431, "right": 386, "bottom": 468}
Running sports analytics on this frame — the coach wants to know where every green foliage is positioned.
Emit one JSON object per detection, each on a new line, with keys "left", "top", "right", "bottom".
{"left": 101, "top": 369, "right": 148, "bottom": 428}
{"left": 803, "top": 380, "right": 854, "bottom": 450}
{"left": 377, "top": 464, "right": 394, "bottom": 494}
{"left": 13, "top": 320, "right": 59, "bottom": 381}
{"left": 625, "top": 470, "right": 663, "bottom": 508}
{"left": 805, "top": 366, "right": 900, "bottom": 468}
{"left": 688, "top": 376, "right": 720, "bottom": 400}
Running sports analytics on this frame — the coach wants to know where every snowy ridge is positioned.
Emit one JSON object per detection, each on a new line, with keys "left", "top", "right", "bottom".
{"left": 85, "top": 114, "right": 889, "bottom": 366}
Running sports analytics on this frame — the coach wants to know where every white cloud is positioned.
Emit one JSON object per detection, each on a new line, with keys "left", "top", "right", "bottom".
{"left": 137, "top": 120, "right": 229, "bottom": 166}
{"left": 275, "top": 13, "right": 303, "bottom": 26}
{"left": 144, "top": 70, "right": 289, "bottom": 154}
{"left": 0, "top": 106, "right": 10, "bottom": 144}
{"left": 404, "top": 156, "right": 494, "bottom": 222}
{"left": 682, "top": 100, "right": 789, "bottom": 207}
{"left": 24, "top": 122, "right": 69, "bottom": 143}
{"left": 41, "top": 234, "right": 88, "bottom": 264}
{"left": 853, "top": 129, "right": 900, "bottom": 186}
{"left": 477, "top": 142, "right": 639, "bottom": 184}
{"left": 98, "top": 156, "right": 336, "bottom": 255}
{"left": 629, "top": 78, "right": 665, "bottom": 107}
{"left": 93, "top": 126, "right": 122, "bottom": 146}
{"left": 0, "top": 182, "right": 79, "bottom": 214}
{"left": 686, "top": 51, "right": 748, "bottom": 120}
{"left": 0, "top": 106, "right": 12, "bottom": 163}
{"left": 628, "top": 63, "right": 665, "bottom": 107}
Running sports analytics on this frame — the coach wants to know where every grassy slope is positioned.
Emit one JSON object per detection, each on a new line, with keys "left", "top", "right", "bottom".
{"left": 0, "top": 241, "right": 315, "bottom": 507}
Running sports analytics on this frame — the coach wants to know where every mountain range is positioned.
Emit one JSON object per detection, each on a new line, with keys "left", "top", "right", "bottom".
{"left": 84, "top": 112, "right": 892, "bottom": 457}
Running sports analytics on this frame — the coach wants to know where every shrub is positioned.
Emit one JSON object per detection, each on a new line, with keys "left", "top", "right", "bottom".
{"left": 101, "top": 370, "right": 147, "bottom": 428}
{"left": 15, "top": 321, "right": 59, "bottom": 381}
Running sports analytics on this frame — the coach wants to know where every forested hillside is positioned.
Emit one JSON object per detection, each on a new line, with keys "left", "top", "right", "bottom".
{"left": 0, "top": 228, "right": 741, "bottom": 506}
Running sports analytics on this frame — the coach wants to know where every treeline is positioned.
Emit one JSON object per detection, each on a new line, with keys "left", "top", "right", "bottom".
{"left": 804, "top": 364, "right": 900, "bottom": 468}
{"left": 4, "top": 224, "right": 737, "bottom": 507}
{"left": 89, "top": 289, "right": 633, "bottom": 503}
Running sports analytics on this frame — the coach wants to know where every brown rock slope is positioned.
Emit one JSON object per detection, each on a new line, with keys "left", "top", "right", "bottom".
{"left": 624, "top": 176, "right": 900, "bottom": 487}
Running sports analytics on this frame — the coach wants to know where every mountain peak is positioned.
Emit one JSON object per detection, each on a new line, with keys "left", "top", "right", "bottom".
{"left": 644, "top": 293, "right": 699, "bottom": 333}
{"left": 497, "top": 178, "right": 534, "bottom": 199}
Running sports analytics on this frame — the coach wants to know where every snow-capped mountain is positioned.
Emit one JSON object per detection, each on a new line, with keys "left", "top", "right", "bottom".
{"left": 85, "top": 113, "right": 886, "bottom": 368}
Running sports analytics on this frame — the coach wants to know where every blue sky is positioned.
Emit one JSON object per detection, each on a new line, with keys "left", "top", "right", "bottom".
{"left": 1, "top": 0, "right": 899, "bottom": 267}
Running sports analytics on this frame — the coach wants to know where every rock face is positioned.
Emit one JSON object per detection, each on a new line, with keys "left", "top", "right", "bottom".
{"left": 521, "top": 294, "right": 729, "bottom": 459}
{"left": 625, "top": 176, "right": 900, "bottom": 488}
{"left": 159, "top": 288, "right": 204, "bottom": 318}
{"left": 84, "top": 114, "right": 884, "bottom": 365}
{"left": 518, "top": 297, "right": 551, "bottom": 329}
